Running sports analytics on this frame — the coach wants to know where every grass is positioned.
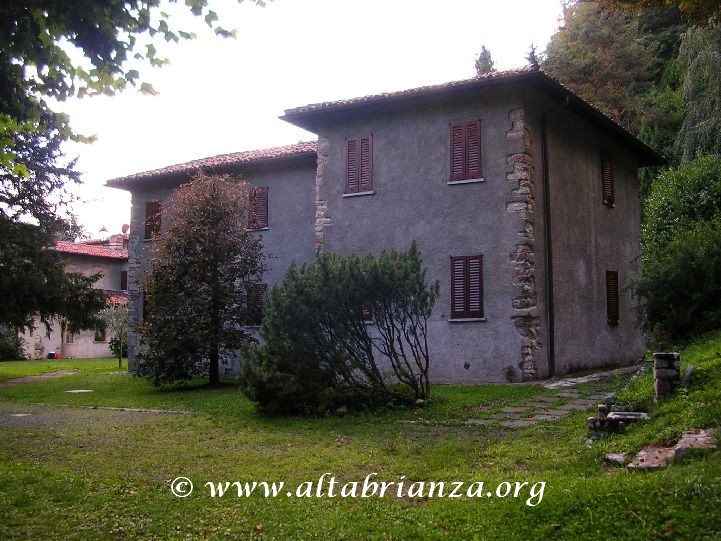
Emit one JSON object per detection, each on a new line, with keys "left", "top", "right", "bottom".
{"left": 0, "top": 358, "right": 124, "bottom": 383}
{"left": 1, "top": 335, "right": 721, "bottom": 539}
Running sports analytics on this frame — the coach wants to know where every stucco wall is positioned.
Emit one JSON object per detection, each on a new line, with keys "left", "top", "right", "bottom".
{"left": 314, "top": 88, "right": 535, "bottom": 383}
{"left": 125, "top": 162, "right": 316, "bottom": 372}
{"left": 544, "top": 107, "right": 645, "bottom": 373}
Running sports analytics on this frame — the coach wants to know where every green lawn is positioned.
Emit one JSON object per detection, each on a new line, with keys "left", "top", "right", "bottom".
{"left": 1, "top": 335, "right": 720, "bottom": 540}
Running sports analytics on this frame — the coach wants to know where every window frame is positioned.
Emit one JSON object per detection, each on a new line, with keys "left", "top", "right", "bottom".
{"left": 450, "top": 255, "right": 484, "bottom": 320}
{"left": 345, "top": 135, "right": 373, "bottom": 195}
{"left": 449, "top": 119, "right": 483, "bottom": 183}
{"left": 144, "top": 201, "right": 162, "bottom": 240}
{"left": 247, "top": 186, "right": 269, "bottom": 230}
{"left": 120, "top": 270, "right": 128, "bottom": 291}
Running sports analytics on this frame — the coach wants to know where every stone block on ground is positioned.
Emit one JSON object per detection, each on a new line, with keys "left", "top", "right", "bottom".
{"left": 604, "top": 452, "right": 629, "bottom": 467}
{"left": 500, "top": 419, "right": 537, "bottom": 428}
{"left": 628, "top": 447, "right": 675, "bottom": 470}
{"left": 674, "top": 429, "right": 717, "bottom": 457}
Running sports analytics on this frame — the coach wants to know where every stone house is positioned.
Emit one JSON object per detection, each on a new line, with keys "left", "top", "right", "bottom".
{"left": 21, "top": 234, "right": 129, "bottom": 359}
{"left": 107, "top": 66, "right": 664, "bottom": 382}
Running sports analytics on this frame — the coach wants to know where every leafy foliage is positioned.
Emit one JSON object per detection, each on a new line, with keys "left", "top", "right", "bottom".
{"left": 635, "top": 156, "right": 721, "bottom": 343}
{"left": 543, "top": 2, "right": 655, "bottom": 127}
{"left": 634, "top": 218, "right": 721, "bottom": 345}
{"left": 475, "top": 45, "right": 495, "bottom": 75}
{"left": 99, "top": 304, "right": 128, "bottom": 368}
{"left": 675, "top": 24, "right": 721, "bottom": 161}
{"left": 0, "top": 326, "right": 24, "bottom": 361}
{"left": 642, "top": 155, "right": 721, "bottom": 259}
{"left": 0, "top": 1, "right": 257, "bottom": 331}
{"left": 597, "top": 0, "right": 721, "bottom": 26}
{"left": 0, "top": 217, "right": 106, "bottom": 333}
{"left": 239, "top": 242, "right": 439, "bottom": 414}
{"left": 136, "top": 173, "right": 265, "bottom": 386}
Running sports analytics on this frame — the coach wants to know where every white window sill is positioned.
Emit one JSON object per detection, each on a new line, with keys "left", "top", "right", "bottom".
{"left": 448, "top": 317, "right": 486, "bottom": 323}
{"left": 343, "top": 190, "right": 375, "bottom": 198}
{"left": 246, "top": 227, "right": 270, "bottom": 232}
{"left": 142, "top": 238, "right": 155, "bottom": 242}
{"left": 447, "top": 178, "right": 484, "bottom": 186}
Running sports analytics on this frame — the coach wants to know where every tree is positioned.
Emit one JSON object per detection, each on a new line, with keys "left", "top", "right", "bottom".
{"left": 526, "top": 43, "right": 541, "bottom": 66}
{"left": 475, "top": 45, "right": 496, "bottom": 75}
{"left": 0, "top": 0, "right": 258, "bottom": 332}
{"left": 596, "top": 0, "right": 721, "bottom": 26}
{"left": 136, "top": 173, "right": 265, "bottom": 387}
{"left": 239, "top": 243, "right": 439, "bottom": 414}
{"left": 99, "top": 304, "right": 128, "bottom": 368}
{"left": 674, "top": 24, "right": 721, "bottom": 162}
{"left": 543, "top": 2, "right": 655, "bottom": 127}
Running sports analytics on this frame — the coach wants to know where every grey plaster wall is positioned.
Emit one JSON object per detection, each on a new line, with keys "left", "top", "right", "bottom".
{"left": 544, "top": 107, "right": 645, "bottom": 373}
{"left": 315, "top": 88, "right": 534, "bottom": 383}
{"left": 125, "top": 162, "right": 316, "bottom": 372}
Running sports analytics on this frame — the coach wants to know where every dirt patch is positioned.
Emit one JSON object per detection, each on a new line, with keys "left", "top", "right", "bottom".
{"left": 0, "top": 402, "right": 189, "bottom": 430}
{"left": 0, "top": 370, "right": 77, "bottom": 388}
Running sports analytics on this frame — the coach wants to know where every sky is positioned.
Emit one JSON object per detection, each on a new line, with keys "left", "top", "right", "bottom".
{"left": 56, "top": 0, "right": 565, "bottom": 239}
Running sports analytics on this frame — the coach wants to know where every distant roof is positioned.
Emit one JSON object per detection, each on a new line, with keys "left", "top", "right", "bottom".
{"left": 54, "top": 241, "right": 128, "bottom": 260}
{"left": 105, "top": 290, "right": 129, "bottom": 305}
{"left": 281, "top": 65, "right": 665, "bottom": 166}
{"left": 107, "top": 141, "right": 317, "bottom": 189}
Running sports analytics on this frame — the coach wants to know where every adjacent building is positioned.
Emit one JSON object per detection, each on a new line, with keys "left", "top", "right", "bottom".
{"left": 21, "top": 233, "right": 129, "bottom": 359}
{"left": 107, "top": 66, "right": 664, "bottom": 382}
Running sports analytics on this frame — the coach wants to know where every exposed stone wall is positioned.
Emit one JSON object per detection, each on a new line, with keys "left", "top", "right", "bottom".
{"left": 314, "top": 137, "right": 331, "bottom": 252}
{"left": 506, "top": 108, "right": 540, "bottom": 381}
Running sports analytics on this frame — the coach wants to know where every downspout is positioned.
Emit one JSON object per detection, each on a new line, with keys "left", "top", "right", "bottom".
{"left": 540, "top": 94, "right": 569, "bottom": 378}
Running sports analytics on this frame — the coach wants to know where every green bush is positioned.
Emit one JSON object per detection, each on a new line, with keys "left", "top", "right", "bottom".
{"left": 238, "top": 242, "right": 439, "bottom": 414}
{"left": 634, "top": 218, "right": 721, "bottom": 345}
{"left": 109, "top": 335, "right": 127, "bottom": 359}
{"left": 0, "top": 326, "right": 24, "bottom": 361}
{"left": 642, "top": 155, "right": 721, "bottom": 261}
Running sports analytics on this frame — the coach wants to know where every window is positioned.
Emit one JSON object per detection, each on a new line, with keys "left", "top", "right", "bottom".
{"left": 94, "top": 325, "right": 106, "bottom": 342}
{"left": 601, "top": 153, "right": 615, "bottom": 206}
{"left": 606, "top": 271, "right": 619, "bottom": 324}
{"left": 63, "top": 330, "right": 74, "bottom": 344}
{"left": 450, "top": 120, "right": 482, "bottom": 182}
{"left": 450, "top": 255, "right": 483, "bottom": 319}
{"left": 247, "top": 283, "right": 267, "bottom": 326}
{"left": 346, "top": 136, "right": 373, "bottom": 193}
{"left": 120, "top": 271, "right": 128, "bottom": 291}
{"left": 144, "top": 201, "right": 162, "bottom": 239}
{"left": 248, "top": 186, "right": 269, "bottom": 229}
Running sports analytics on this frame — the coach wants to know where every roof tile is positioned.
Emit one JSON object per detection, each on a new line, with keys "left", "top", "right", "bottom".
{"left": 54, "top": 241, "right": 128, "bottom": 260}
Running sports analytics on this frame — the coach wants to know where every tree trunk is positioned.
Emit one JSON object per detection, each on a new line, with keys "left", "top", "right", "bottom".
{"left": 209, "top": 342, "right": 220, "bottom": 386}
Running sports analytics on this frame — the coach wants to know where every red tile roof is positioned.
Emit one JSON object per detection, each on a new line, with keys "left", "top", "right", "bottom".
{"left": 281, "top": 65, "right": 665, "bottom": 166}
{"left": 283, "top": 66, "right": 539, "bottom": 117}
{"left": 105, "top": 290, "right": 129, "bottom": 305}
{"left": 107, "top": 141, "right": 317, "bottom": 188}
{"left": 54, "top": 241, "right": 128, "bottom": 260}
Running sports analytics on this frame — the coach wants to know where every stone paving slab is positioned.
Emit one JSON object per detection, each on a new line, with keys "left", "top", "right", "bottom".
{"left": 542, "top": 364, "right": 643, "bottom": 389}
{"left": 500, "top": 406, "right": 530, "bottom": 414}
{"left": 530, "top": 396, "right": 559, "bottom": 403}
{"left": 556, "top": 399, "right": 598, "bottom": 411}
{"left": 500, "top": 419, "right": 537, "bottom": 428}
{"left": 465, "top": 419, "right": 492, "bottom": 426}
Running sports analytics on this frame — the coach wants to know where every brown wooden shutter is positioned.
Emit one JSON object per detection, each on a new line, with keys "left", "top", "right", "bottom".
{"left": 451, "top": 256, "right": 483, "bottom": 318}
{"left": 602, "top": 153, "right": 615, "bottom": 205}
{"left": 248, "top": 187, "right": 268, "bottom": 229}
{"left": 467, "top": 255, "right": 483, "bottom": 317}
{"left": 144, "top": 201, "right": 161, "bottom": 239}
{"left": 606, "top": 270, "right": 619, "bottom": 323}
{"left": 247, "top": 283, "right": 267, "bottom": 325}
{"left": 346, "top": 139, "right": 359, "bottom": 193}
{"left": 465, "top": 120, "right": 481, "bottom": 179}
{"left": 256, "top": 187, "right": 268, "bottom": 228}
{"left": 120, "top": 271, "right": 128, "bottom": 291}
{"left": 359, "top": 136, "right": 373, "bottom": 192}
{"left": 450, "top": 123, "right": 465, "bottom": 181}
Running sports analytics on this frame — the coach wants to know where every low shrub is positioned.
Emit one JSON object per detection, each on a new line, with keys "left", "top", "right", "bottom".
{"left": 238, "top": 242, "right": 439, "bottom": 414}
